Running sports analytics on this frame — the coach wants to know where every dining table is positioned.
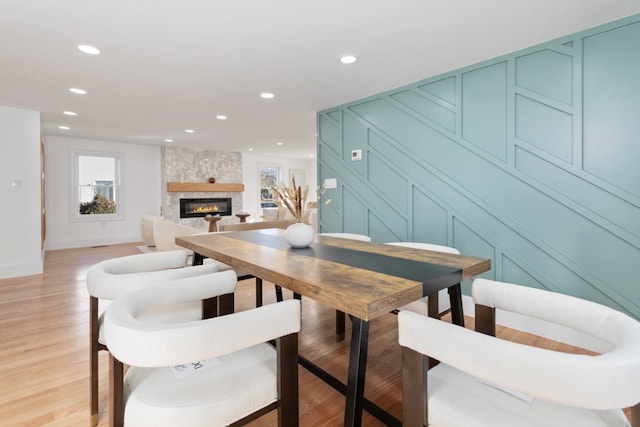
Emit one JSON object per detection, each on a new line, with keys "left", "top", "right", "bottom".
{"left": 176, "top": 228, "right": 491, "bottom": 427}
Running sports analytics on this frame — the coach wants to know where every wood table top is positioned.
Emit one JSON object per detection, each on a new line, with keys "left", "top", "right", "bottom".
{"left": 177, "top": 229, "right": 491, "bottom": 321}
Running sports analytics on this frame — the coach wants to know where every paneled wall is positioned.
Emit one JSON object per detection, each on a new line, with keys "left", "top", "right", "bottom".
{"left": 317, "top": 15, "right": 639, "bottom": 318}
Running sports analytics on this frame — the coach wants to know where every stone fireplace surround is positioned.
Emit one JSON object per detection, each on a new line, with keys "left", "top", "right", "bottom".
{"left": 161, "top": 146, "right": 243, "bottom": 231}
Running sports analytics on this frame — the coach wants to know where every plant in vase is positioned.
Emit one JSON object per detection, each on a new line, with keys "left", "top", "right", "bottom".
{"left": 271, "top": 178, "right": 331, "bottom": 248}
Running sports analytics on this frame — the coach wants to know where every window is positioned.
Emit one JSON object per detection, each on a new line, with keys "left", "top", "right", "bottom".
{"left": 71, "top": 150, "right": 122, "bottom": 220}
{"left": 258, "top": 165, "right": 282, "bottom": 209}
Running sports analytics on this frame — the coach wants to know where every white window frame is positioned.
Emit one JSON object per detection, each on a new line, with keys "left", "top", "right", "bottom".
{"left": 70, "top": 149, "right": 123, "bottom": 222}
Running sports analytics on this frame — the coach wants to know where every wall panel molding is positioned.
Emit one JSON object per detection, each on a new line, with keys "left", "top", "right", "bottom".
{"left": 318, "top": 14, "right": 640, "bottom": 318}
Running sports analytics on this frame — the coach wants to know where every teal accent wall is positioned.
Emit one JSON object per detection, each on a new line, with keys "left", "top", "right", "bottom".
{"left": 317, "top": 15, "right": 640, "bottom": 319}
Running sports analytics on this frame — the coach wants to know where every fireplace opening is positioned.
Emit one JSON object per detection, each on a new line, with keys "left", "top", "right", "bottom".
{"left": 179, "top": 198, "right": 232, "bottom": 218}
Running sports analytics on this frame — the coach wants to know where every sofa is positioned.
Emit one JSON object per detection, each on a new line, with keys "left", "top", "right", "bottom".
{"left": 261, "top": 206, "right": 317, "bottom": 230}
{"left": 140, "top": 214, "right": 164, "bottom": 247}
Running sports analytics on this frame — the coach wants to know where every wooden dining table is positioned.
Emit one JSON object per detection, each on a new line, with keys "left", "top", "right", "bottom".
{"left": 176, "top": 228, "right": 491, "bottom": 427}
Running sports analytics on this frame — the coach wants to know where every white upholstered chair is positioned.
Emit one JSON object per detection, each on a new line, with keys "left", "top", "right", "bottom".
{"left": 319, "top": 232, "right": 372, "bottom": 242}
{"left": 399, "top": 278, "right": 640, "bottom": 427}
{"left": 104, "top": 272, "right": 301, "bottom": 427}
{"left": 86, "top": 250, "right": 220, "bottom": 426}
{"left": 386, "top": 242, "right": 464, "bottom": 325}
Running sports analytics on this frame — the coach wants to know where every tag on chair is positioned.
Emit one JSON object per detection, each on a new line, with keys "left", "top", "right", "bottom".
{"left": 170, "top": 358, "right": 221, "bottom": 379}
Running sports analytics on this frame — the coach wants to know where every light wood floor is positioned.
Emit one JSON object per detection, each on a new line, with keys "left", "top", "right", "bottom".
{"left": 0, "top": 243, "right": 629, "bottom": 426}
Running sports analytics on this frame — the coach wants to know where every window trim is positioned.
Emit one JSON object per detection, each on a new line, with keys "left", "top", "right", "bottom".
{"left": 70, "top": 149, "right": 123, "bottom": 222}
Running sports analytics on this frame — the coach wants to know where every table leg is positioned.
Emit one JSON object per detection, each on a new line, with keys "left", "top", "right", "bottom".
{"left": 255, "top": 278, "right": 263, "bottom": 307}
{"left": 447, "top": 283, "right": 465, "bottom": 327}
{"left": 344, "top": 316, "right": 369, "bottom": 427}
{"left": 192, "top": 252, "right": 205, "bottom": 266}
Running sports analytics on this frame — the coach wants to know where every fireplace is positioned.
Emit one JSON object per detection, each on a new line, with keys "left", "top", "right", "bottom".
{"left": 179, "top": 198, "right": 232, "bottom": 218}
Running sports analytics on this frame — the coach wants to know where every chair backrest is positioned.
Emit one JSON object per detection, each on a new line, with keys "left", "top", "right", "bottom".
{"left": 220, "top": 220, "right": 296, "bottom": 232}
{"left": 399, "top": 278, "right": 640, "bottom": 411}
{"left": 471, "top": 278, "right": 640, "bottom": 409}
{"left": 86, "top": 250, "right": 219, "bottom": 300}
{"left": 319, "top": 232, "right": 372, "bottom": 242}
{"left": 153, "top": 220, "right": 200, "bottom": 253}
{"left": 385, "top": 241, "right": 460, "bottom": 255}
{"left": 104, "top": 271, "right": 300, "bottom": 366}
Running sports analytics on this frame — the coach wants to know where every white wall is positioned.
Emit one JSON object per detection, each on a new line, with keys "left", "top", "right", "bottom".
{"left": 43, "top": 137, "right": 316, "bottom": 248}
{"left": 45, "top": 136, "right": 161, "bottom": 250}
{"left": 0, "top": 106, "right": 42, "bottom": 278}
{"left": 241, "top": 152, "right": 317, "bottom": 219}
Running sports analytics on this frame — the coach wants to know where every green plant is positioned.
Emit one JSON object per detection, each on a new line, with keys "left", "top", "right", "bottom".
{"left": 79, "top": 193, "right": 116, "bottom": 215}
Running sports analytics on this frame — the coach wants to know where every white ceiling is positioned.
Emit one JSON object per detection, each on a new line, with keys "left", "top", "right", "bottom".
{"left": 1, "top": 1, "right": 638, "bottom": 159}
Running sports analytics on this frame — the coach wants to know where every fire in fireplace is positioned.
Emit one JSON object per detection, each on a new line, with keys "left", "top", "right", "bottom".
{"left": 179, "top": 198, "right": 232, "bottom": 218}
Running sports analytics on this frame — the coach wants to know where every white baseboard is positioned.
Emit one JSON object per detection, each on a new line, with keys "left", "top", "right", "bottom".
{"left": 46, "top": 235, "right": 141, "bottom": 251}
{"left": 0, "top": 261, "right": 44, "bottom": 279}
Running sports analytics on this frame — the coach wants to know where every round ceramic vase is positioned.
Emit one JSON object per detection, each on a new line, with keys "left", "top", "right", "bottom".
{"left": 285, "top": 223, "right": 315, "bottom": 248}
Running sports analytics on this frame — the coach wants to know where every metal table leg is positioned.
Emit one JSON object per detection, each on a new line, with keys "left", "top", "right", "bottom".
{"left": 344, "top": 316, "right": 369, "bottom": 427}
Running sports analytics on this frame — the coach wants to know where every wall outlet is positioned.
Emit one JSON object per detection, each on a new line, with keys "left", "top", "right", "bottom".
{"left": 351, "top": 149, "right": 362, "bottom": 161}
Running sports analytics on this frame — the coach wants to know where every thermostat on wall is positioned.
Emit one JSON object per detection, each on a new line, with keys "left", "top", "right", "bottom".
{"left": 351, "top": 149, "right": 362, "bottom": 161}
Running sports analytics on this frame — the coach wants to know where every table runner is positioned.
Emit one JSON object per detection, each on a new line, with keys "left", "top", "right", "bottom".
{"left": 228, "top": 231, "right": 461, "bottom": 292}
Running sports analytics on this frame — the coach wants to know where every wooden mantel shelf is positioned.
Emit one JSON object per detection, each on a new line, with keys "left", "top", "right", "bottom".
{"left": 167, "top": 182, "right": 245, "bottom": 192}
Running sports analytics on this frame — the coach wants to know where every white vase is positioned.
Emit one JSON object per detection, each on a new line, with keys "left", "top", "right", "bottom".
{"left": 285, "top": 222, "right": 315, "bottom": 248}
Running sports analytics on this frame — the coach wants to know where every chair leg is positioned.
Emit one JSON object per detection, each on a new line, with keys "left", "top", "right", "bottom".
{"left": 255, "top": 278, "right": 263, "bottom": 307}
{"left": 90, "top": 296, "right": 100, "bottom": 426}
{"left": 277, "top": 333, "right": 299, "bottom": 426}
{"left": 630, "top": 402, "right": 639, "bottom": 427}
{"left": 401, "top": 346, "right": 427, "bottom": 427}
{"left": 475, "top": 304, "right": 496, "bottom": 336}
{"left": 109, "top": 354, "right": 124, "bottom": 427}
{"left": 275, "top": 284, "right": 284, "bottom": 302}
{"left": 447, "top": 283, "right": 465, "bottom": 327}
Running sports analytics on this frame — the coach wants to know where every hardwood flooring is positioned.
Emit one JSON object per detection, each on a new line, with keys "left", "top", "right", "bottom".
{"left": 0, "top": 243, "right": 629, "bottom": 426}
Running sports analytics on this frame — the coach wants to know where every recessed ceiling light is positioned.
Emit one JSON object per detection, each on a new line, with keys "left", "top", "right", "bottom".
{"left": 276, "top": 141, "right": 284, "bottom": 146}
{"left": 164, "top": 139, "right": 173, "bottom": 143}
{"left": 59, "top": 126, "right": 70, "bottom": 130}
{"left": 248, "top": 148, "right": 254, "bottom": 151}
{"left": 340, "top": 55, "right": 357, "bottom": 64}
{"left": 185, "top": 129, "right": 194, "bottom": 133}
{"left": 77, "top": 44, "right": 100, "bottom": 55}
{"left": 216, "top": 115, "right": 227, "bottom": 120}
{"left": 260, "top": 92, "right": 275, "bottom": 99}
{"left": 69, "top": 88, "right": 87, "bottom": 95}
{"left": 63, "top": 111, "right": 77, "bottom": 116}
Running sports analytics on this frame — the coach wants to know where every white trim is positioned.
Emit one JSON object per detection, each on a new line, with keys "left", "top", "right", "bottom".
{"left": 69, "top": 149, "right": 124, "bottom": 221}
{"left": 0, "top": 261, "right": 43, "bottom": 279}
{"left": 45, "top": 234, "right": 140, "bottom": 251}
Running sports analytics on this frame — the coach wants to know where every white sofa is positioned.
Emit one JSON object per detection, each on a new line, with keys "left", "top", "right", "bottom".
{"left": 140, "top": 214, "right": 164, "bottom": 247}
{"left": 261, "top": 206, "right": 317, "bottom": 230}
